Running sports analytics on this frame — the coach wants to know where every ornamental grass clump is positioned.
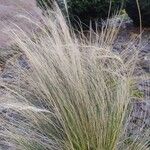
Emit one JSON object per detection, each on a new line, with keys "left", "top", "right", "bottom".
{"left": 0, "top": 3, "right": 149, "bottom": 150}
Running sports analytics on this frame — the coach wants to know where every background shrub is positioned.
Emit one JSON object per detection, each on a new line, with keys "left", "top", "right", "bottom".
{"left": 67, "top": 0, "right": 124, "bottom": 25}
{"left": 125, "top": 0, "right": 150, "bottom": 27}
{"left": 36, "top": 0, "right": 125, "bottom": 28}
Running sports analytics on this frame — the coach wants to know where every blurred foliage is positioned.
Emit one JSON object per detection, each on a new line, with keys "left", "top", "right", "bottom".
{"left": 36, "top": 0, "right": 125, "bottom": 28}
{"left": 125, "top": 0, "right": 150, "bottom": 26}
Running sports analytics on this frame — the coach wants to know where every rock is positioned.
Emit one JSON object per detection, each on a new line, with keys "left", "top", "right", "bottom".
{"left": 0, "top": 1, "right": 38, "bottom": 146}
{"left": 139, "top": 46, "right": 150, "bottom": 73}
{"left": 0, "top": 0, "right": 42, "bottom": 48}
{"left": 18, "top": 55, "right": 30, "bottom": 70}
{"left": 0, "top": 137, "right": 16, "bottom": 150}
{"left": 127, "top": 100, "right": 150, "bottom": 139}
{"left": 0, "top": 46, "right": 19, "bottom": 70}
{"left": 0, "top": 0, "right": 42, "bottom": 73}
{"left": 138, "top": 80, "right": 150, "bottom": 98}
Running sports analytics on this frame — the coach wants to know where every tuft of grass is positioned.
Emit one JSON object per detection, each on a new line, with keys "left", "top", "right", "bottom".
{"left": 0, "top": 3, "right": 149, "bottom": 150}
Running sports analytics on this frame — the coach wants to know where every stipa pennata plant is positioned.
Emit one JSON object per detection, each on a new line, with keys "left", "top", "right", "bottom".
{"left": 0, "top": 3, "right": 149, "bottom": 150}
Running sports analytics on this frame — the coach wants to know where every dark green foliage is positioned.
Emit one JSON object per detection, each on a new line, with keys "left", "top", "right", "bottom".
{"left": 36, "top": 0, "right": 53, "bottom": 10}
{"left": 125, "top": 0, "right": 150, "bottom": 27}
{"left": 67, "top": 0, "right": 124, "bottom": 26}
{"left": 36, "top": 0, "right": 64, "bottom": 10}
{"left": 36, "top": 0, "right": 124, "bottom": 28}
